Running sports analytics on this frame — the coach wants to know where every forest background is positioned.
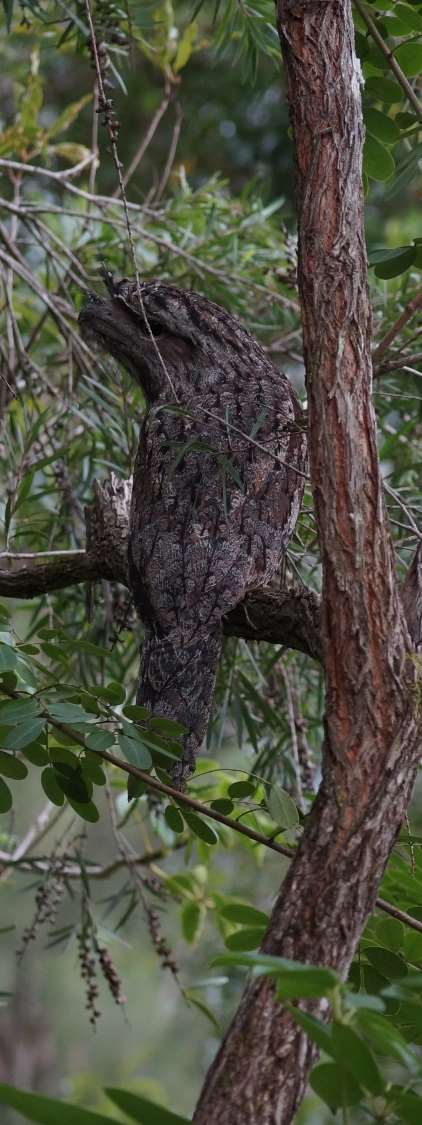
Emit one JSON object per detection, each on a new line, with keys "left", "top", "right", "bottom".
{"left": 0, "top": 2, "right": 421, "bottom": 1123}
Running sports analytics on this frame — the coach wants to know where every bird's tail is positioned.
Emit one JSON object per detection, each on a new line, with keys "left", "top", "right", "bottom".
{"left": 136, "top": 626, "right": 222, "bottom": 784}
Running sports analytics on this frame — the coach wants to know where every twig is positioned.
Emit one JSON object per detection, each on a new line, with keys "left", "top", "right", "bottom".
{"left": 353, "top": 0, "right": 422, "bottom": 119}
{"left": 374, "top": 351, "right": 422, "bottom": 378}
{"left": 373, "top": 292, "right": 422, "bottom": 362}
{"left": 154, "top": 101, "right": 183, "bottom": 203}
{"left": 0, "top": 153, "right": 95, "bottom": 182}
{"left": 114, "top": 79, "right": 173, "bottom": 194}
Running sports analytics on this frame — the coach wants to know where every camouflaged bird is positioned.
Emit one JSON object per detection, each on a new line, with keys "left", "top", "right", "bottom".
{"left": 79, "top": 276, "right": 307, "bottom": 783}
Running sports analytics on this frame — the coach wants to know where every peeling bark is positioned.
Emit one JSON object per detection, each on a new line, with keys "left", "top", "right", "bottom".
{"left": 193, "top": 4, "right": 421, "bottom": 1123}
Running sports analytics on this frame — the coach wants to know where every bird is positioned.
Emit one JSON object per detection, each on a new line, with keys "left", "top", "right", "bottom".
{"left": 79, "top": 275, "right": 307, "bottom": 784}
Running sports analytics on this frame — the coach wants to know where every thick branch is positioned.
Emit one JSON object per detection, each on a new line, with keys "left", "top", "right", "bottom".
{"left": 0, "top": 550, "right": 322, "bottom": 657}
{"left": 1, "top": 470, "right": 322, "bottom": 659}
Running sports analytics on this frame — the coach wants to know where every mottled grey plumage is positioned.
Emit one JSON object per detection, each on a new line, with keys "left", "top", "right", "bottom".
{"left": 79, "top": 278, "right": 307, "bottom": 782}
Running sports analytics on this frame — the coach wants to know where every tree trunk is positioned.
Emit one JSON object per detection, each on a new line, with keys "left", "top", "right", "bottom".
{"left": 193, "top": 3, "right": 421, "bottom": 1123}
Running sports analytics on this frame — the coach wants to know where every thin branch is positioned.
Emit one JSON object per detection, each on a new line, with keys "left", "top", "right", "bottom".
{"left": 353, "top": 0, "right": 422, "bottom": 119}
{"left": 0, "top": 153, "right": 96, "bottom": 182}
{"left": 115, "top": 80, "right": 172, "bottom": 194}
{"left": 373, "top": 291, "right": 422, "bottom": 362}
{"left": 154, "top": 101, "right": 183, "bottom": 203}
{"left": 0, "top": 848, "right": 169, "bottom": 878}
{"left": 374, "top": 351, "right": 422, "bottom": 378}
{"left": 39, "top": 715, "right": 422, "bottom": 936}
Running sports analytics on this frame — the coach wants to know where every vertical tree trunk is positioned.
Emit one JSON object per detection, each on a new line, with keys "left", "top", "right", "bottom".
{"left": 193, "top": 3, "right": 421, "bottom": 1123}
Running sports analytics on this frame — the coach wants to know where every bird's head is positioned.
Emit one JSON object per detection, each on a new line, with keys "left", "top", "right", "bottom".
{"left": 78, "top": 274, "right": 202, "bottom": 401}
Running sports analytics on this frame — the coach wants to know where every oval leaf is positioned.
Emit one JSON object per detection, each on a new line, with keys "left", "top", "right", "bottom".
{"left": 0, "top": 777, "right": 12, "bottom": 813}
{"left": 0, "top": 752, "right": 28, "bottom": 780}
{"left": 181, "top": 901, "right": 206, "bottom": 944}
{"left": 182, "top": 811, "right": 219, "bottom": 845}
{"left": 2, "top": 718, "right": 44, "bottom": 751}
{"left": 118, "top": 735, "right": 152, "bottom": 770}
{"left": 267, "top": 785, "right": 299, "bottom": 829}
{"left": 67, "top": 797, "right": 100, "bottom": 823}
{"left": 164, "top": 805, "right": 185, "bottom": 833}
{"left": 85, "top": 730, "right": 115, "bottom": 752}
{"left": 364, "top": 135, "right": 395, "bottom": 181}
{"left": 220, "top": 903, "right": 269, "bottom": 926}
{"left": 365, "top": 108, "right": 400, "bottom": 145}
{"left": 310, "top": 1062, "right": 362, "bottom": 1109}
{"left": 227, "top": 780, "right": 256, "bottom": 799}
{"left": 224, "top": 927, "right": 265, "bottom": 952}
{"left": 41, "top": 766, "right": 65, "bottom": 806}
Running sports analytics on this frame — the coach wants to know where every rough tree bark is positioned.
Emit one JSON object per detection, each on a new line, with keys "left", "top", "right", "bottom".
{"left": 193, "top": 4, "right": 421, "bottom": 1124}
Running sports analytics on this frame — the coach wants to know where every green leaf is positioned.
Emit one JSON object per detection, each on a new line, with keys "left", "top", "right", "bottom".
{"left": 356, "top": 1009, "right": 420, "bottom": 1071}
{"left": 364, "top": 76, "right": 402, "bottom": 104}
{"left": 50, "top": 142, "right": 91, "bottom": 164}
{"left": 94, "top": 683, "right": 126, "bottom": 704}
{"left": 0, "top": 698, "right": 40, "bottom": 722}
{"left": 105, "top": 1089, "right": 190, "bottom": 1124}
{"left": 48, "top": 703, "right": 95, "bottom": 725}
{"left": 118, "top": 735, "right": 152, "bottom": 770}
{"left": 2, "top": 0, "right": 14, "bottom": 33}
{"left": 289, "top": 1007, "right": 334, "bottom": 1054}
{"left": 0, "top": 777, "right": 12, "bottom": 813}
{"left": 182, "top": 811, "right": 219, "bottom": 845}
{"left": 164, "top": 805, "right": 185, "bottom": 833}
{"left": 220, "top": 903, "right": 269, "bottom": 926}
{"left": 224, "top": 927, "right": 265, "bottom": 951}
{"left": 41, "top": 767, "right": 65, "bottom": 806}
{"left": 183, "top": 989, "right": 220, "bottom": 1033}
{"left": 122, "top": 705, "right": 151, "bottom": 721}
{"left": 85, "top": 730, "right": 115, "bottom": 752}
{"left": 394, "top": 4, "right": 422, "bottom": 32}
{"left": 174, "top": 21, "right": 197, "bottom": 72}
{"left": 80, "top": 756, "right": 107, "bottom": 786}
{"left": 394, "top": 42, "right": 422, "bottom": 76}
{"left": 213, "top": 951, "right": 340, "bottom": 995}
{"left": 0, "top": 752, "right": 28, "bottom": 780}
{"left": 150, "top": 717, "right": 186, "bottom": 737}
{"left": 366, "top": 946, "right": 408, "bottom": 979}
{"left": 67, "top": 797, "right": 100, "bottom": 823}
{"left": 375, "top": 916, "right": 404, "bottom": 952}
{"left": 22, "top": 742, "right": 49, "bottom": 766}
{"left": 210, "top": 798, "right": 234, "bottom": 815}
{"left": 0, "top": 645, "right": 17, "bottom": 673}
{"left": 227, "top": 780, "right": 256, "bottom": 799}
{"left": 45, "top": 93, "right": 92, "bottom": 140}
{"left": 104, "top": 681, "right": 126, "bottom": 704}
{"left": 54, "top": 768, "right": 92, "bottom": 805}
{"left": 364, "top": 135, "right": 395, "bottom": 181}
{"left": 2, "top": 719, "right": 44, "bottom": 751}
{"left": 331, "top": 1023, "right": 384, "bottom": 1095}
{"left": 374, "top": 245, "right": 416, "bottom": 278}
{"left": 181, "top": 901, "right": 206, "bottom": 943}
{"left": 0, "top": 1083, "right": 122, "bottom": 1124}
{"left": 364, "top": 108, "right": 400, "bottom": 145}
{"left": 389, "top": 1089, "right": 422, "bottom": 1125}
{"left": 310, "top": 1063, "right": 362, "bottom": 1109}
{"left": 127, "top": 776, "right": 148, "bottom": 801}
{"left": 267, "top": 785, "right": 299, "bottom": 829}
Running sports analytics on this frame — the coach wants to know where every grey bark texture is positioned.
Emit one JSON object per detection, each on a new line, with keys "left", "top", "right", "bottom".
{"left": 79, "top": 280, "right": 307, "bottom": 780}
